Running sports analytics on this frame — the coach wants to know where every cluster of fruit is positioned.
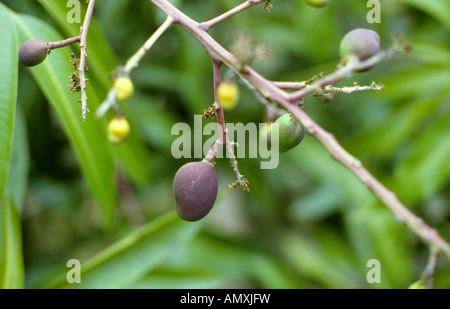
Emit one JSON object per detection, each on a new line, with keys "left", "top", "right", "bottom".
{"left": 173, "top": 27, "right": 381, "bottom": 222}
{"left": 18, "top": 20, "right": 381, "bottom": 223}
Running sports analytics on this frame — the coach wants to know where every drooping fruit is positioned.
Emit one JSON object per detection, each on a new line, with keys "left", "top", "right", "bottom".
{"left": 305, "top": 0, "right": 330, "bottom": 8}
{"left": 107, "top": 116, "right": 130, "bottom": 144}
{"left": 18, "top": 39, "right": 48, "bottom": 67}
{"left": 339, "top": 28, "right": 380, "bottom": 62}
{"left": 217, "top": 81, "right": 239, "bottom": 110}
{"left": 173, "top": 160, "right": 218, "bottom": 221}
{"left": 114, "top": 77, "right": 134, "bottom": 101}
{"left": 275, "top": 113, "right": 305, "bottom": 153}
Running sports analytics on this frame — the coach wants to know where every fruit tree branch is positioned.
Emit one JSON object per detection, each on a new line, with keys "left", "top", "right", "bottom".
{"left": 149, "top": 0, "right": 450, "bottom": 258}
{"left": 78, "top": 0, "right": 96, "bottom": 121}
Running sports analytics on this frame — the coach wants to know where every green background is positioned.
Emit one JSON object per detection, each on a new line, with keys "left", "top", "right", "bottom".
{"left": 0, "top": 0, "right": 449, "bottom": 288}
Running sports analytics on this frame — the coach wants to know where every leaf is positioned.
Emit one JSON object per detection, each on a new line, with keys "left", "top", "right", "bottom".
{"left": 393, "top": 114, "right": 450, "bottom": 204}
{"left": 279, "top": 232, "right": 359, "bottom": 288}
{"left": 399, "top": 0, "right": 450, "bottom": 29}
{"left": 7, "top": 106, "right": 29, "bottom": 212}
{"left": 0, "top": 4, "right": 18, "bottom": 206}
{"left": 12, "top": 13, "right": 117, "bottom": 225}
{"left": 0, "top": 194, "right": 24, "bottom": 289}
{"left": 38, "top": 0, "right": 153, "bottom": 186}
{"left": 42, "top": 211, "right": 200, "bottom": 289}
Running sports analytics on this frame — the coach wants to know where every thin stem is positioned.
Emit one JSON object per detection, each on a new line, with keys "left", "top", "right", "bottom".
{"left": 273, "top": 81, "right": 307, "bottom": 90}
{"left": 204, "top": 59, "right": 225, "bottom": 163}
{"left": 47, "top": 36, "right": 80, "bottom": 50}
{"left": 201, "top": 0, "right": 266, "bottom": 31}
{"left": 149, "top": 0, "right": 450, "bottom": 258}
{"left": 96, "top": 16, "right": 174, "bottom": 119}
{"left": 78, "top": 0, "right": 96, "bottom": 121}
{"left": 288, "top": 51, "right": 391, "bottom": 102}
{"left": 203, "top": 59, "right": 248, "bottom": 190}
{"left": 322, "top": 82, "right": 385, "bottom": 94}
{"left": 419, "top": 246, "right": 440, "bottom": 288}
{"left": 124, "top": 15, "right": 175, "bottom": 74}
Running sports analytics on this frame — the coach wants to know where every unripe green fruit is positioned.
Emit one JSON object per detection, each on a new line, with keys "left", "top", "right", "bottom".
{"left": 408, "top": 281, "right": 426, "bottom": 289}
{"left": 18, "top": 39, "right": 48, "bottom": 67}
{"left": 173, "top": 161, "right": 218, "bottom": 222}
{"left": 305, "top": 0, "right": 330, "bottom": 8}
{"left": 275, "top": 113, "right": 305, "bottom": 153}
{"left": 339, "top": 28, "right": 380, "bottom": 61}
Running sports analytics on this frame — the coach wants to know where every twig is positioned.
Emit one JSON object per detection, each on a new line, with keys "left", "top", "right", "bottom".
{"left": 47, "top": 36, "right": 81, "bottom": 51}
{"left": 124, "top": 15, "right": 175, "bottom": 74}
{"left": 149, "top": 0, "right": 450, "bottom": 259}
{"left": 204, "top": 59, "right": 226, "bottom": 164}
{"left": 96, "top": 16, "right": 174, "bottom": 118}
{"left": 419, "top": 246, "right": 440, "bottom": 288}
{"left": 78, "top": 0, "right": 96, "bottom": 121}
{"left": 200, "top": 0, "right": 266, "bottom": 31}
{"left": 322, "top": 81, "right": 385, "bottom": 94}
{"left": 288, "top": 52, "right": 392, "bottom": 102}
{"left": 203, "top": 59, "right": 249, "bottom": 191}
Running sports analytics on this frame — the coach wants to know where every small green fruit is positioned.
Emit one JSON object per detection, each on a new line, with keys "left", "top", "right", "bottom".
{"left": 408, "top": 281, "right": 426, "bottom": 289}
{"left": 173, "top": 161, "right": 218, "bottom": 221}
{"left": 339, "top": 28, "right": 380, "bottom": 61}
{"left": 18, "top": 39, "right": 48, "bottom": 67}
{"left": 275, "top": 113, "right": 305, "bottom": 153}
{"left": 305, "top": 0, "right": 330, "bottom": 8}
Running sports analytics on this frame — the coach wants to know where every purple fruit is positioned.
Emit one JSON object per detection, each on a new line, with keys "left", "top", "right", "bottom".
{"left": 339, "top": 28, "right": 380, "bottom": 61}
{"left": 173, "top": 161, "right": 218, "bottom": 221}
{"left": 18, "top": 39, "right": 48, "bottom": 67}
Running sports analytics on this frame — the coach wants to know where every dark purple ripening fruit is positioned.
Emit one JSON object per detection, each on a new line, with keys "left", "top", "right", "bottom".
{"left": 18, "top": 39, "right": 48, "bottom": 67}
{"left": 339, "top": 28, "right": 380, "bottom": 72}
{"left": 173, "top": 161, "right": 218, "bottom": 221}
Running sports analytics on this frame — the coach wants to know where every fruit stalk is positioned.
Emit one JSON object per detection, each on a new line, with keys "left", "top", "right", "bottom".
{"left": 47, "top": 36, "right": 81, "bottom": 50}
{"left": 200, "top": 0, "right": 267, "bottom": 31}
{"left": 78, "top": 0, "right": 96, "bottom": 121}
{"left": 124, "top": 15, "right": 175, "bottom": 74}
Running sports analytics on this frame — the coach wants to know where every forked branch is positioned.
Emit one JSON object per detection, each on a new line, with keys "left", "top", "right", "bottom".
{"left": 149, "top": 0, "right": 450, "bottom": 259}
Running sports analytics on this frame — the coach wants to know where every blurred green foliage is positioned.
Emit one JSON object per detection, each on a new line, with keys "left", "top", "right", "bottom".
{"left": 0, "top": 0, "right": 449, "bottom": 289}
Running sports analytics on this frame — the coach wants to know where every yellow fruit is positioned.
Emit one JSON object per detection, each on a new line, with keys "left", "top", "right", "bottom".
{"left": 217, "top": 82, "right": 239, "bottom": 110}
{"left": 114, "top": 77, "right": 134, "bottom": 101}
{"left": 107, "top": 117, "right": 130, "bottom": 144}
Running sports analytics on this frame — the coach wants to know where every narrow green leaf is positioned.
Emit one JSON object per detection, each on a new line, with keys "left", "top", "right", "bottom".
{"left": 393, "top": 114, "right": 450, "bottom": 204}
{"left": 0, "top": 4, "right": 18, "bottom": 205}
{"left": 0, "top": 194, "right": 24, "bottom": 289}
{"left": 12, "top": 13, "right": 117, "bottom": 225}
{"left": 38, "top": 0, "right": 153, "bottom": 185}
{"left": 7, "top": 106, "right": 29, "bottom": 212}
{"left": 279, "top": 232, "right": 359, "bottom": 288}
{"left": 399, "top": 0, "right": 450, "bottom": 29}
{"left": 43, "top": 211, "right": 200, "bottom": 289}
